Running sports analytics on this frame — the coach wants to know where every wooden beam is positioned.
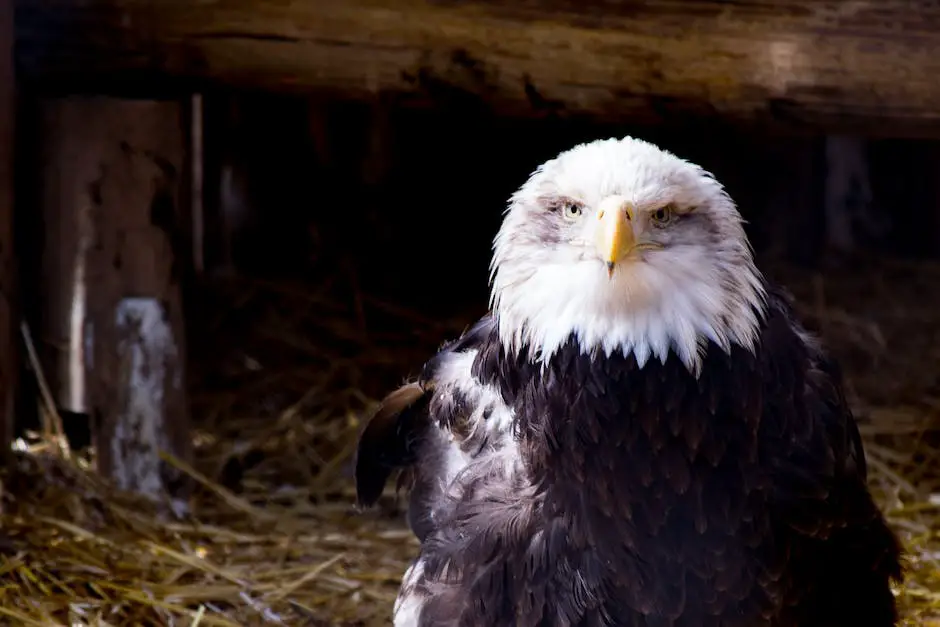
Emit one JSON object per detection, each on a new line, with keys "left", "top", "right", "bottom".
{"left": 0, "top": 0, "right": 15, "bottom": 459}
{"left": 38, "top": 97, "right": 191, "bottom": 502}
{"left": 16, "top": 1, "right": 940, "bottom": 136}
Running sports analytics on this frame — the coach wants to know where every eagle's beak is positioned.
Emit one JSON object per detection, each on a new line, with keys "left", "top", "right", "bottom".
{"left": 595, "top": 196, "right": 636, "bottom": 278}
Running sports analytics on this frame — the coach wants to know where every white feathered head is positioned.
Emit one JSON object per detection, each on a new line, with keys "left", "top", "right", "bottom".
{"left": 489, "top": 136, "right": 766, "bottom": 374}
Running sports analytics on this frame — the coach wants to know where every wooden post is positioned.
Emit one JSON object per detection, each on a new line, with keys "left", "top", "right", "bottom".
{"left": 38, "top": 97, "right": 191, "bottom": 501}
{"left": 188, "top": 94, "right": 205, "bottom": 276}
{"left": 823, "top": 136, "right": 888, "bottom": 258}
{"left": 0, "top": 0, "right": 16, "bottom": 459}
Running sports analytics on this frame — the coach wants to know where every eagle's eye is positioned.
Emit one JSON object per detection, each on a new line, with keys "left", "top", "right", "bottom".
{"left": 650, "top": 205, "right": 675, "bottom": 226}
{"left": 562, "top": 203, "right": 583, "bottom": 220}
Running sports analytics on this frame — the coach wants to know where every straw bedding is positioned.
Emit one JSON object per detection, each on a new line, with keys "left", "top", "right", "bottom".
{"left": 0, "top": 258, "right": 938, "bottom": 626}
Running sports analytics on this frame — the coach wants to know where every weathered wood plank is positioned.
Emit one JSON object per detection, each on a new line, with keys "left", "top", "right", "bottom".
{"left": 0, "top": 0, "right": 15, "bottom": 459}
{"left": 36, "top": 103, "right": 94, "bottom": 417}
{"left": 38, "top": 97, "right": 191, "bottom": 502}
{"left": 16, "top": 1, "right": 940, "bottom": 135}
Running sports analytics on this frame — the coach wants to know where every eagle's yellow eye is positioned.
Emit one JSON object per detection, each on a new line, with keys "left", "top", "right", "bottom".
{"left": 563, "top": 203, "right": 583, "bottom": 220}
{"left": 650, "top": 206, "right": 673, "bottom": 226}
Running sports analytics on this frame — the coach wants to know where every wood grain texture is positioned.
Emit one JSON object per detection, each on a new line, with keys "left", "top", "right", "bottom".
{"left": 37, "top": 97, "right": 191, "bottom": 499}
{"left": 15, "top": 0, "right": 940, "bottom": 135}
{"left": 0, "top": 0, "right": 16, "bottom": 458}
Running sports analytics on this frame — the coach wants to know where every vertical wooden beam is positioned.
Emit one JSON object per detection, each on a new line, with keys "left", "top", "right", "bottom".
{"left": 360, "top": 99, "right": 395, "bottom": 190}
{"left": 824, "top": 136, "right": 871, "bottom": 256}
{"left": 208, "top": 94, "right": 250, "bottom": 278}
{"left": 38, "top": 97, "right": 190, "bottom": 501}
{"left": 189, "top": 94, "right": 205, "bottom": 276}
{"left": 37, "top": 109, "right": 93, "bottom": 418}
{"left": 0, "top": 0, "right": 16, "bottom": 459}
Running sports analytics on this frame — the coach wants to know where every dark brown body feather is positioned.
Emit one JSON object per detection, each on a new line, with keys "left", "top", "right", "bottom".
{"left": 356, "top": 288, "right": 903, "bottom": 627}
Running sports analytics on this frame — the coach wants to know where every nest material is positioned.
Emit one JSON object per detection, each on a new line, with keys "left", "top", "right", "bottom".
{"left": 1, "top": 259, "right": 939, "bottom": 626}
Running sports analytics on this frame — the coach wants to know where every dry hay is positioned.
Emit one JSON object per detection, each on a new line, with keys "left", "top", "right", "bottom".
{"left": 0, "top": 258, "right": 938, "bottom": 626}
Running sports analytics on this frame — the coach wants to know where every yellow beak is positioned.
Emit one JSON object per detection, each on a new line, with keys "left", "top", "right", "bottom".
{"left": 594, "top": 195, "right": 636, "bottom": 277}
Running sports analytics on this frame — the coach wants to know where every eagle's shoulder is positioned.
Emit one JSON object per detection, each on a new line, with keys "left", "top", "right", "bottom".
{"left": 354, "top": 313, "right": 514, "bottom": 533}
{"left": 758, "top": 284, "right": 866, "bottom": 487}
{"left": 756, "top": 284, "right": 903, "bottom": 623}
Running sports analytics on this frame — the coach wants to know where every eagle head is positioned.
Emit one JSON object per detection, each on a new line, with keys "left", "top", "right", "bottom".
{"left": 490, "top": 136, "right": 767, "bottom": 374}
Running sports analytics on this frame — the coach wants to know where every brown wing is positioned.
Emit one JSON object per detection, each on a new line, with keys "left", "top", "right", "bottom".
{"left": 354, "top": 314, "right": 509, "bottom": 512}
{"left": 355, "top": 382, "right": 430, "bottom": 508}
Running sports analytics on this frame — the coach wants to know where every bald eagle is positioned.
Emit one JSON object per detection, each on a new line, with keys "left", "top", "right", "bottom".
{"left": 355, "top": 137, "right": 903, "bottom": 627}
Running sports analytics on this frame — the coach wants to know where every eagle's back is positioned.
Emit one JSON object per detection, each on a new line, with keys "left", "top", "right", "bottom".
{"left": 359, "top": 289, "right": 902, "bottom": 627}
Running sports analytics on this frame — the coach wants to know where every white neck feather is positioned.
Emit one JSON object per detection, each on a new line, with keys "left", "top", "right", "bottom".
{"left": 489, "top": 248, "right": 767, "bottom": 377}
